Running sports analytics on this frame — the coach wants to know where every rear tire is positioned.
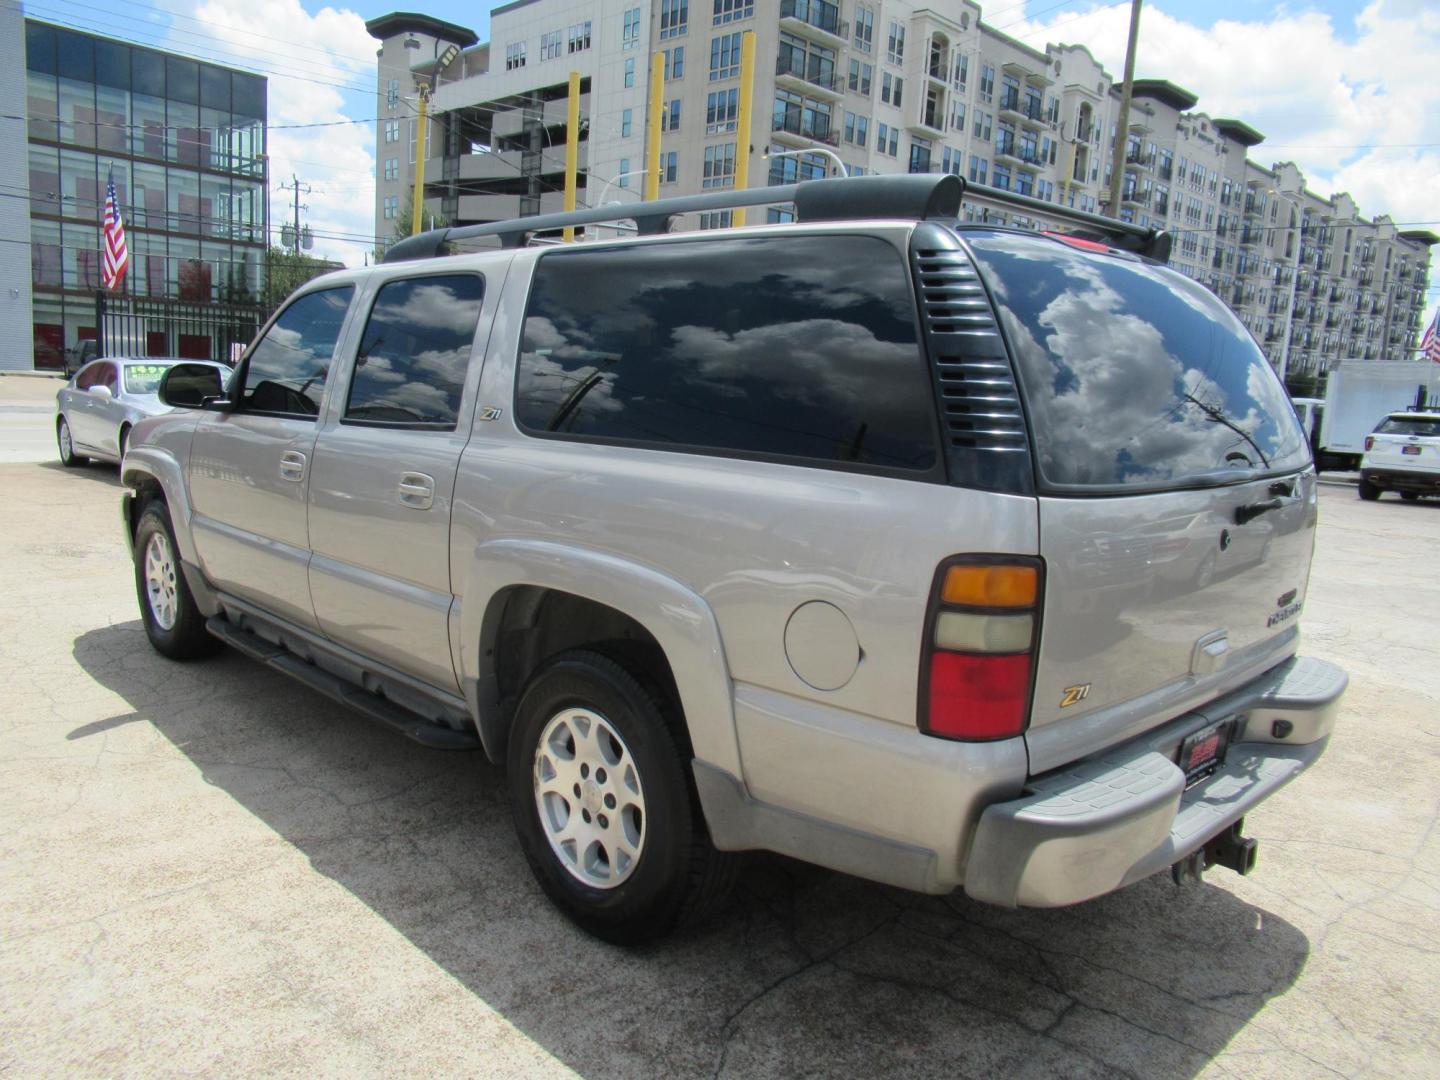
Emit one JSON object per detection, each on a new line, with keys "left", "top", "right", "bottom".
{"left": 1357, "top": 478, "right": 1381, "bottom": 501}
{"left": 57, "top": 416, "right": 87, "bottom": 467}
{"left": 507, "top": 649, "right": 737, "bottom": 944}
{"left": 133, "top": 501, "right": 220, "bottom": 661}
{"left": 1399, "top": 491, "right": 1420, "bottom": 502}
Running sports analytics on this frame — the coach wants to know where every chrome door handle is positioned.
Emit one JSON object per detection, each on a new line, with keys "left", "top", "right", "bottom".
{"left": 398, "top": 471, "right": 435, "bottom": 509}
{"left": 279, "top": 450, "right": 307, "bottom": 482}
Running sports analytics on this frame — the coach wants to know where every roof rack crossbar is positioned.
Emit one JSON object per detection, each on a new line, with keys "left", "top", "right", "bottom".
{"left": 381, "top": 172, "right": 1168, "bottom": 264}
{"left": 962, "top": 180, "right": 1172, "bottom": 261}
{"left": 382, "top": 174, "right": 966, "bottom": 263}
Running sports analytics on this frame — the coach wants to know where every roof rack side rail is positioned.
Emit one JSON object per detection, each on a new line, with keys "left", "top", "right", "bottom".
{"left": 961, "top": 180, "right": 1172, "bottom": 262}
{"left": 381, "top": 173, "right": 967, "bottom": 263}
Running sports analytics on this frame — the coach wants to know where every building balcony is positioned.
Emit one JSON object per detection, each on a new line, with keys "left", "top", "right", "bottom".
{"left": 779, "top": 0, "right": 847, "bottom": 47}
{"left": 771, "top": 108, "right": 838, "bottom": 147}
{"left": 1002, "top": 59, "right": 1052, "bottom": 87}
{"left": 1121, "top": 189, "right": 1150, "bottom": 209}
{"left": 998, "top": 94, "right": 1047, "bottom": 127}
{"left": 774, "top": 55, "right": 843, "bottom": 98}
{"left": 995, "top": 142, "right": 1046, "bottom": 169}
{"left": 1153, "top": 196, "right": 1169, "bottom": 216}
{"left": 907, "top": 112, "right": 945, "bottom": 139}
{"left": 1125, "top": 150, "right": 1154, "bottom": 169}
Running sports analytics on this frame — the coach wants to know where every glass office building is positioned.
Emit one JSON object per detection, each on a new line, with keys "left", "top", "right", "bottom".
{"left": 24, "top": 21, "right": 268, "bottom": 369}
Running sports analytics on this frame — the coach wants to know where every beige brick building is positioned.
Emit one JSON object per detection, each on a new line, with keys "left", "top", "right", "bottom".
{"left": 367, "top": 0, "right": 1435, "bottom": 383}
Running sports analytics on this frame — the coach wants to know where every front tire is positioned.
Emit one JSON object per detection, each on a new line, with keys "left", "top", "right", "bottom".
{"left": 133, "top": 501, "right": 220, "bottom": 660}
{"left": 1357, "top": 477, "right": 1381, "bottom": 501}
{"left": 57, "top": 416, "right": 87, "bottom": 467}
{"left": 507, "top": 650, "right": 736, "bottom": 943}
{"left": 1400, "top": 491, "right": 1420, "bottom": 502}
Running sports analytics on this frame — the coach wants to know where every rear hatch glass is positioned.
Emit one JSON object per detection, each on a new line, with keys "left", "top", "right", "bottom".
{"left": 962, "top": 230, "right": 1316, "bottom": 771}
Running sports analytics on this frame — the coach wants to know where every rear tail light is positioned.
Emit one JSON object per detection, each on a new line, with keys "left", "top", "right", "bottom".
{"left": 1364, "top": 436, "right": 1375, "bottom": 451}
{"left": 919, "top": 557, "right": 1043, "bottom": 741}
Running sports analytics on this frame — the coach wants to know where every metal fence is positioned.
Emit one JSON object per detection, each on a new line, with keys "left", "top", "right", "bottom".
{"left": 95, "top": 294, "right": 264, "bottom": 365}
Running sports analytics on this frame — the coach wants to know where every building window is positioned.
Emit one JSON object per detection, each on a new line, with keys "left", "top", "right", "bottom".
{"left": 541, "top": 30, "right": 563, "bottom": 60}
{"left": 623, "top": 7, "right": 641, "bottom": 48}
{"left": 568, "top": 21, "right": 592, "bottom": 52}
{"left": 773, "top": 89, "right": 832, "bottom": 142}
{"left": 506, "top": 41, "right": 527, "bottom": 70}
{"left": 875, "top": 122, "right": 898, "bottom": 157}
{"left": 698, "top": 211, "right": 732, "bottom": 230}
{"left": 619, "top": 158, "right": 631, "bottom": 187}
{"left": 662, "top": 150, "right": 678, "bottom": 182}
{"left": 979, "top": 64, "right": 995, "bottom": 103}
{"left": 714, "top": 0, "right": 753, "bottom": 24}
{"left": 768, "top": 152, "right": 826, "bottom": 185}
{"left": 843, "top": 111, "right": 870, "bottom": 149}
{"left": 886, "top": 20, "right": 905, "bottom": 65}
{"left": 992, "top": 163, "right": 1011, "bottom": 190}
{"left": 974, "top": 110, "right": 992, "bottom": 142}
{"left": 853, "top": 5, "right": 874, "bottom": 52}
{"left": 909, "top": 137, "right": 932, "bottom": 174}
{"left": 768, "top": 207, "right": 796, "bottom": 224}
{"left": 383, "top": 157, "right": 398, "bottom": 181}
{"left": 384, "top": 119, "right": 399, "bottom": 143}
{"left": 702, "top": 143, "right": 736, "bottom": 189}
{"left": 625, "top": 57, "right": 635, "bottom": 87}
{"left": 664, "top": 46, "right": 685, "bottom": 79}
{"left": 880, "top": 72, "right": 903, "bottom": 107}
{"left": 661, "top": 0, "right": 688, "bottom": 38}
{"left": 968, "top": 155, "right": 987, "bottom": 184}
{"left": 662, "top": 99, "right": 682, "bottom": 131}
{"left": 706, "top": 88, "right": 739, "bottom": 133}
{"left": 951, "top": 102, "right": 966, "bottom": 132}
{"left": 848, "top": 60, "right": 872, "bottom": 96}
{"left": 383, "top": 195, "right": 398, "bottom": 219}
{"left": 954, "top": 53, "right": 968, "bottom": 89}
{"left": 386, "top": 78, "right": 399, "bottom": 109}
{"left": 621, "top": 108, "right": 633, "bottom": 137}
{"left": 710, "top": 32, "right": 742, "bottom": 80}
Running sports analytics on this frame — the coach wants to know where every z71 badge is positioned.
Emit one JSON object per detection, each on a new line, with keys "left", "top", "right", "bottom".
{"left": 1059, "top": 684, "right": 1091, "bottom": 708}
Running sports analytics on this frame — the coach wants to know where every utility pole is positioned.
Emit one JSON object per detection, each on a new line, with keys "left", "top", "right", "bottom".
{"left": 277, "top": 174, "right": 312, "bottom": 249}
{"left": 1106, "top": 0, "right": 1143, "bottom": 219}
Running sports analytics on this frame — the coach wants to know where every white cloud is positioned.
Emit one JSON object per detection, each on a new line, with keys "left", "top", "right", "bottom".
{"left": 1007, "top": 0, "right": 1440, "bottom": 332}
{"left": 171, "top": 0, "right": 378, "bottom": 267}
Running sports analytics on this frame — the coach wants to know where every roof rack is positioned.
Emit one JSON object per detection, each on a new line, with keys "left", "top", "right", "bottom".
{"left": 382, "top": 172, "right": 1171, "bottom": 264}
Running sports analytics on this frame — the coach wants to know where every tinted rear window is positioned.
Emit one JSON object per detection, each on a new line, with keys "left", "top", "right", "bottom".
{"left": 1376, "top": 416, "right": 1440, "bottom": 437}
{"left": 965, "top": 232, "right": 1310, "bottom": 491}
{"left": 514, "top": 235, "right": 938, "bottom": 473}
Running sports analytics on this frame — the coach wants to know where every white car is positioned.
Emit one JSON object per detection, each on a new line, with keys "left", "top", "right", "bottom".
{"left": 56, "top": 357, "right": 231, "bottom": 468}
{"left": 1358, "top": 411, "right": 1440, "bottom": 501}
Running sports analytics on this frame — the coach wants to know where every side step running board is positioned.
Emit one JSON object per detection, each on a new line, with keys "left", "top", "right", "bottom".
{"left": 206, "top": 616, "right": 482, "bottom": 751}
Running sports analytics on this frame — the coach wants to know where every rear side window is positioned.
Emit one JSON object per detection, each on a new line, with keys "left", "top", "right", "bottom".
{"left": 965, "top": 232, "right": 1310, "bottom": 491}
{"left": 240, "top": 286, "right": 353, "bottom": 416}
{"left": 514, "top": 235, "right": 938, "bottom": 473}
{"left": 1376, "top": 416, "right": 1440, "bottom": 437}
{"left": 345, "top": 274, "right": 484, "bottom": 428}
{"left": 124, "top": 364, "right": 170, "bottom": 395}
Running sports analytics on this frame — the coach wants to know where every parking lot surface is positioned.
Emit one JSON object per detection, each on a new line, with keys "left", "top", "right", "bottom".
{"left": 1, "top": 405, "right": 1437, "bottom": 1077}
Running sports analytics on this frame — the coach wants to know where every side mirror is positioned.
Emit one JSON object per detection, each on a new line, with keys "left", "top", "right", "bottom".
{"left": 90, "top": 383, "right": 112, "bottom": 398}
{"left": 159, "top": 364, "right": 230, "bottom": 410}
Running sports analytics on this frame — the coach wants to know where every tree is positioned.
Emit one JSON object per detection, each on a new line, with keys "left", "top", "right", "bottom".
{"left": 391, "top": 189, "right": 452, "bottom": 242}
{"left": 265, "top": 247, "right": 341, "bottom": 311}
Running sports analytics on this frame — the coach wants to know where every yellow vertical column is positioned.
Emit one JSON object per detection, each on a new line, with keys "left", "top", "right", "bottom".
{"left": 731, "top": 31, "right": 757, "bottom": 226}
{"left": 563, "top": 70, "right": 581, "bottom": 241}
{"left": 645, "top": 52, "right": 664, "bottom": 202}
{"left": 410, "top": 84, "right": 430, "bottom": 237}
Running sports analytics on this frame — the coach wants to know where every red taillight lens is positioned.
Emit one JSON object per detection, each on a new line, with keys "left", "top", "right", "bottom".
{"left": 919, "top": 556, "right": 1043, "bottom": 742}
{"left": 927, "top": 652, "right": 1032, "bottom": 739}
{"left": 1364, "top": 436, "right": 1375, "bottom": 451}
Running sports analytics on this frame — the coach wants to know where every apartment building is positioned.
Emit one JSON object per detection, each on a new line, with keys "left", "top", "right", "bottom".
{"left": 369, "top": 0, "right": 1434, "bottom": 378}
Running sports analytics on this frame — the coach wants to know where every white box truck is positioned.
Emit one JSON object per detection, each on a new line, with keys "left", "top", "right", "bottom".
{"left": 1299, "top": 360, "right": 1440, "bottom": 471}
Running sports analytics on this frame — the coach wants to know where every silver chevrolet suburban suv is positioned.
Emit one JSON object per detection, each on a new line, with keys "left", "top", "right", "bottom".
{"left": 122, "top": 175, "right": 1346, "bottom": 943}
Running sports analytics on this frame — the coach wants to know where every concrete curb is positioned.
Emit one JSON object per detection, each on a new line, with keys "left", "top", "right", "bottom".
{"left": 0, "top": 371, "right": 65, "bottom": 381}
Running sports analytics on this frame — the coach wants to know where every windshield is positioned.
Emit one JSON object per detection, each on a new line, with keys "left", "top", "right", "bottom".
{"left": 1376, "top": 416, "right": 1440, "bottom": 437}
{"left": 963, "top": 231, "right": 1311, "bottom": 492}
{"left": 123, "top": 363, "right": 175, "bottom": 395}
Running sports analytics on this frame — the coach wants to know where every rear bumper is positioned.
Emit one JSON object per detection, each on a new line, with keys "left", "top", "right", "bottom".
{"left": 1360, "top": 466, "right": 1440, "bottom": 493}
{"left": 963, "top": 655, "right": 1346, "bottom": 908}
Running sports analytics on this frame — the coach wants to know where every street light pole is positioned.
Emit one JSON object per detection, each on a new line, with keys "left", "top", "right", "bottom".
{"left": 1273, "top": 189, "right": 1303, "bottom": 388}
{"left": 762, "top": 146, "right": 848, "bottom": 178}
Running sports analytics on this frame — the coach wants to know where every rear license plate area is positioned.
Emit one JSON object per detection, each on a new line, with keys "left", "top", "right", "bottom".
{"left": 1178, "top": 719, "right": 1233, "bottom": 789}
{"left": 1402, "top": 445, "right": 1422, "bottom": 456}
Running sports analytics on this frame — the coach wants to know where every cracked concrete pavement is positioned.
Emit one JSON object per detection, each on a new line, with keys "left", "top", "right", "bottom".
{"left": 1, "top": 382, "right": 1437, "bottom": 1076}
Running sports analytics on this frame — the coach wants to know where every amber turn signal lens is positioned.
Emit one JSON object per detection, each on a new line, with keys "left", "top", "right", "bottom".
{"left": 941, "top": 564, "right": 1038, "bottom": 608}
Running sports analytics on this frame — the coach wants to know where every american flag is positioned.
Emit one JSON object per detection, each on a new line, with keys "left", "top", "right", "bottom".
{"left": 1422, "top": 310, "right": 1440, "bottom": 364}
{"left": 101, "top": 168, "right": 129, "bottom": 291}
